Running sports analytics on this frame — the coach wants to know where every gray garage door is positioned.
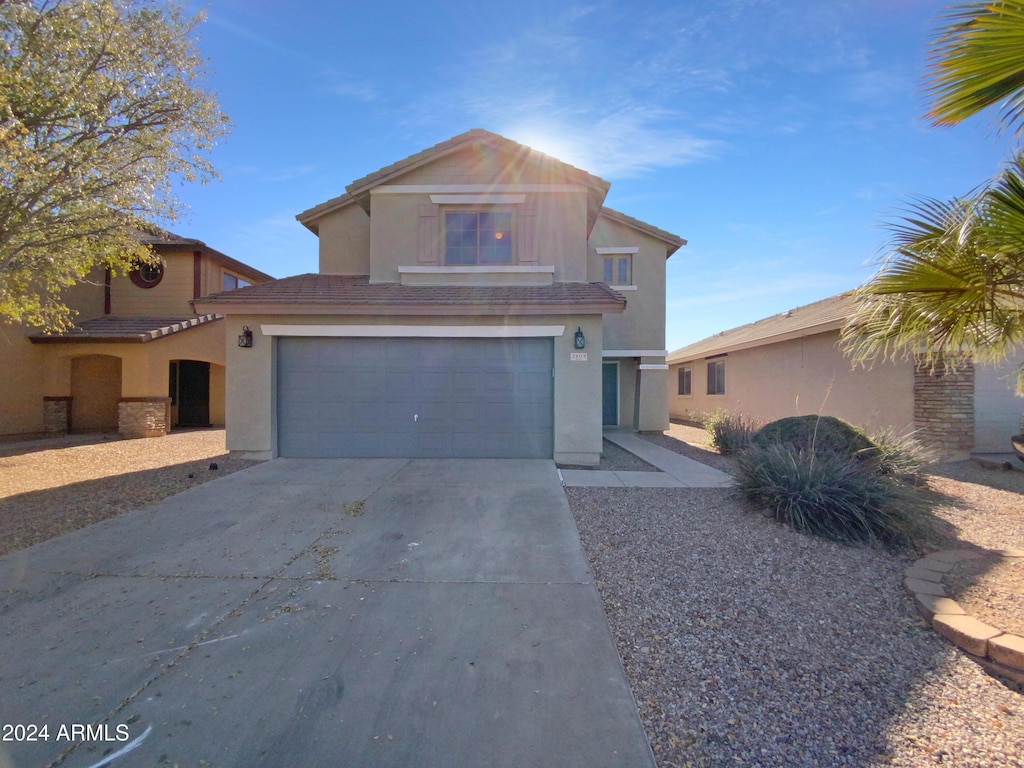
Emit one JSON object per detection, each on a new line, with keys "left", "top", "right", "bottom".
{"left": 277, "top": 337, "right": 554, "bottom": 458}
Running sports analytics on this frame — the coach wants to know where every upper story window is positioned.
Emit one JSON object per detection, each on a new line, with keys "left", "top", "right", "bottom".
{"left": 222, "top": 273, "right": 251, "bottom": 291}
{"left": 129, "top": 261, "right": 164, "bottom": 289}
{"left": 445, "top": 211, "right": 513, "bottom": 265}
{"left": 678, "top": 366, "right": 692, "bottom": 396}
{"left": 707, "top": 359, "right": 726, "bottom": 395}
{"left": 596, "top": 246, "right": 638, "bottom": 286}
{"left": 603, "top": 256, "right": 631, "bottom": 285}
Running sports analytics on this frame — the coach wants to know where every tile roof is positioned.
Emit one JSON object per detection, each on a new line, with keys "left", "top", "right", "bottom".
{"left": 193, "top": 274, "right": 626, "bottom": 314}
{"left": 599, "top": 207, "right": 687, "bottom": 255}
{"left": 667, "top": 293, "right": 854, "bottom": 363}
{"left": 295, "top": 129, "right": 613, "bottom": 235}
{"left": 345, "top": 129, "right": 608, "bottom": 199}
{"left": 29, "top": 314, "right": 223, "bottom": 344}
{"left": 131, "top": 226, "right": 274, "bottom": 283}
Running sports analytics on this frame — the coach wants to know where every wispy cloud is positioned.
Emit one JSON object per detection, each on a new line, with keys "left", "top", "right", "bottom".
{"left": 499, "top": 112, "right": 722, "bottom": 178}
{"left": 206, "top": 13, "right": 310, "bottom": 64}
{"left": 668, "top": 271, "right": 852, "bottom": 311}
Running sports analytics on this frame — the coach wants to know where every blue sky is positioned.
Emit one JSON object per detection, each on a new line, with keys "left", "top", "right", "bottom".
{"left": 174, "top": 0, "right": 1015, "bottom": 352}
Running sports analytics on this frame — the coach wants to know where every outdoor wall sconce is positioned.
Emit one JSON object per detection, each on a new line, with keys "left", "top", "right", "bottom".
{"left": 238, "top": 326, "right": 253, "bottom": 348}
{"left": 574, "top": 327, "right": 586, "bottom": 349}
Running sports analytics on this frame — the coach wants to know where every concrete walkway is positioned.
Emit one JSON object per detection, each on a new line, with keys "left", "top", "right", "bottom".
{"left": 559, "top": 430, "right": 734, "bottom": 488}
{"left": 0, "top": 458, "right": 654, "bottom": 768}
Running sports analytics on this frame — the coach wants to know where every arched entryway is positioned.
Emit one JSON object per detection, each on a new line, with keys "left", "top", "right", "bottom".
{"left": 70, "top": 354, "right": 122, "bottom": 432}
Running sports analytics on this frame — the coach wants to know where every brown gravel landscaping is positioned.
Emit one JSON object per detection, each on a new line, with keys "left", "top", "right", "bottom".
{"left": 565, "top": 422, "right": 1024, "bottom": 767}
{"left": 0, "top": 429, "right": 259, "bottom": 556}
{"left": 2, "top": 424, "right": 1022, "bottom": 766}
{"left": 946, "top": 554, "right": 1024, "bottom": 637}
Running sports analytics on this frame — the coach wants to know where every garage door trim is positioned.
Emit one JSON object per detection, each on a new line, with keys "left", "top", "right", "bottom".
{"left": 262, "top": 324, "right": 565, "bottom": 338}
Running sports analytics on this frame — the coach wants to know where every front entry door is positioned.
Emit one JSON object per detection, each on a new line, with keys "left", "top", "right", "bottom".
{"left": 177, "top": 360, "right": 210, "bottom": 427}
{"left": 602, "top": 362, "right": 618, "bottom": 426}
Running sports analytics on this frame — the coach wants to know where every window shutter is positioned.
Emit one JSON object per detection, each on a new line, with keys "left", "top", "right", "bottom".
{"left": 417, "top": 203, "right": 439, "bottom": 263}
{"left": 518, "top": 200, "right": 537, "bottom": 264}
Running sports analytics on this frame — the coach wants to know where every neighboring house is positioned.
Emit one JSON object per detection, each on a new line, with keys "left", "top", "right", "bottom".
{"left": 0, "top": 230, "right": 272, "bottom": 439}
{"left": 666, "top": 293, "right": 1024, "bottom": 457}
{"left": 194, "top": 129, "right": 685, "bottom": 464}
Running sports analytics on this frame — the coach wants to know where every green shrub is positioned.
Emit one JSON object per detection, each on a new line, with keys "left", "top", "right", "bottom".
{"left": 703, "top": 410, "right": 759, "bottom": 455}
{"left": 868, "top": 427, "right": 934, "bottom": 479}
{"left": 737, "top": 443, "right": 929, "bottom": 547}
{"left": 751, "top": 415, "right": 874, "bottom": 459}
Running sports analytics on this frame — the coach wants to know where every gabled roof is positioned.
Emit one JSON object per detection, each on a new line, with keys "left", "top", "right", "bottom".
{"left": 135, "top": 226, "right": 274, "bottom": 283}
{"left": 193, "top": 274, "right": 626, "bottom": 316}
{"left": 667, "top": 293, "right": 854, "bottom": 363}
{"left": 29, "top": 314, "right": 223, "bottom": 344}
{"left": 599, "top": 207, "right": 687, "bottom": 257}
{"left": 296, "top": 129, "right": 612, "bottom": 235}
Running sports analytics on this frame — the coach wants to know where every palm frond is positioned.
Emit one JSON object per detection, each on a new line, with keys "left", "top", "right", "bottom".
{"left": 842, "top": 163, "right": 1024, "bottom": 379}
{"left": 926, "top": 0, "right": 1024, "bottom": 134}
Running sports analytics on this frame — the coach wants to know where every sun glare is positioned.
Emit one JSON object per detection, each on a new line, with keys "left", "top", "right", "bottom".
{"left": 505, "top": 126, "right": 590, "bottom": 170}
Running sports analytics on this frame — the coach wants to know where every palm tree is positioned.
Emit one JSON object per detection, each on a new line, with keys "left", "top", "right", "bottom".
{"left": 845, "top": 1, "right": 1024, "bottom": 386}
{"left": 926, "top": 0, "right": 1024, "bottom": 133}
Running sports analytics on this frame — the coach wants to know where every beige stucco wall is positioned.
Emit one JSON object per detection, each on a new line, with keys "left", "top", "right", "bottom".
{"left": 109, "top": 250, "right": 196, "bottom": 315}
{"left": 974, "top": 354, "right": 1024, "bottom": 452}
{"left": 589, "top": 216, "right": 668, "bottom": 351}
{"left": 0, "top": 277, "right": 106, "bottom": 436}
{"left": 318, "top": 204, "right": 372, "bottom": 275}
{"left": 0, "top": 323, "right": 49, "bottom": 435}
{"left": 668, "top": 331, "right": 915, "bottom": 436}
{"left": 220, "top": 313, "right": 606, "bottom": 464}
{"left": 366, "top": 189, "right": 589, "bottom": 283}
{"left": 40, "top": 322, "right": 227, "bottom": 423}
{"left": 587, "top": 215, "right": 671, "bottom": 433}
{"left": 364, "top": 146, "right": 591, "bottom": 283}
{"left": 70, "top": 354, "right": 122, "bottom": 431}
{"left": 603, "top": 356, "right": 669, "bottom": 432}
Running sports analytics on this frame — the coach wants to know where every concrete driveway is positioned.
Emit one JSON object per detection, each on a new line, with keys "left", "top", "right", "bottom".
{"left": 0, "top": 458, "right": 654, "bottom": 768}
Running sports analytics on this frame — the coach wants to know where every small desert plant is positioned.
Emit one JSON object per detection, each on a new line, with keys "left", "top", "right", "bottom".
{"left": 868, "top": 427, "right": 935, "bottom": 479}
{"left": 751, "top": 414, "right": 875, "bottom": 459}
{"left": 702, "top": 410, "right": 759, "bottom": 455}
{"left": 737, "top": 442, "right": 930, "bottom": 548}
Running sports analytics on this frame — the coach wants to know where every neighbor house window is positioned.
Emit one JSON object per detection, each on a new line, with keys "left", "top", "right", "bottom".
{"left": 678, "top": 366, "right": 691, "bottom": 396}
{"left": 445, "top": 211, "right": 513, "bottom": 265}
{"left": 707, "top": 360, "right": 726, "bottom": 395}
{"left": 222, "top": 273, "right": 251, "bottom": 291}
{"left": 603, "top": 256, "right": 631, "bottom": 285}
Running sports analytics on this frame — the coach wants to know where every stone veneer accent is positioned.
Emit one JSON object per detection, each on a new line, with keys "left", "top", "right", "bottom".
{"left": 42, "top": 396, "right": 72, "bottom": 434}
{"left": 118, "top": 397, "right": 171, "bottom": 439}
{"left": 913, "top": 355, "right": 974, "bottom": 454}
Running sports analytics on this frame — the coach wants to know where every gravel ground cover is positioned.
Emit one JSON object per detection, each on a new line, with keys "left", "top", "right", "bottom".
{"left": 565, "top": 423, "right": 1024, "bottom": 767}
{"left": 3, "top": 426, "right": 1023, "bottom": 766}
{"left": 558, "top": 438, "right": 659, "bottom": 471}
{"left": 0, "top": 429, "right": 259, "bottom": 555}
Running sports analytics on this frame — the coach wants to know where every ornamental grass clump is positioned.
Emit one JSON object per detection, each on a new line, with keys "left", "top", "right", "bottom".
{"left": 868, "top": 427, "right": 934, "bottom": 480}
{"left": 738, "top": 416, "right": 936, "bottom": 548}
{"left": 703, "top": 410, "right": 759, "bottom": 455}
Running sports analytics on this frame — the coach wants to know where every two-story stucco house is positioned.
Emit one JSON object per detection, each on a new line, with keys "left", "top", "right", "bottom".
{"left": 195, "top": 130, "right": 685, "bottom": 465}
{"left": 0, "top": 230, "right": 272, "bottom": 439}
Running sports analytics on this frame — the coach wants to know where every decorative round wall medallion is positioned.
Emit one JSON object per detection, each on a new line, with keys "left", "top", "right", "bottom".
{"left": 129, "top": 261, "right": 165, "bottom": 288}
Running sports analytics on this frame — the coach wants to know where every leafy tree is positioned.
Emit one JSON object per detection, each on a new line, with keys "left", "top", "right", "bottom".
{"left": 844, "top": 1, "right": 1024, "bottom": 384}
{"left": 0, "top": 0, "right": 228, "bottom": 329}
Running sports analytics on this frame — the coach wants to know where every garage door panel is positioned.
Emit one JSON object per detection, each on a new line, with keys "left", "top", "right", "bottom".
{"left": 278, "top": 337, "right": 553, "bottom": 458}
{"left": 338, "top": 340, "right": 386, "bottom": 368}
